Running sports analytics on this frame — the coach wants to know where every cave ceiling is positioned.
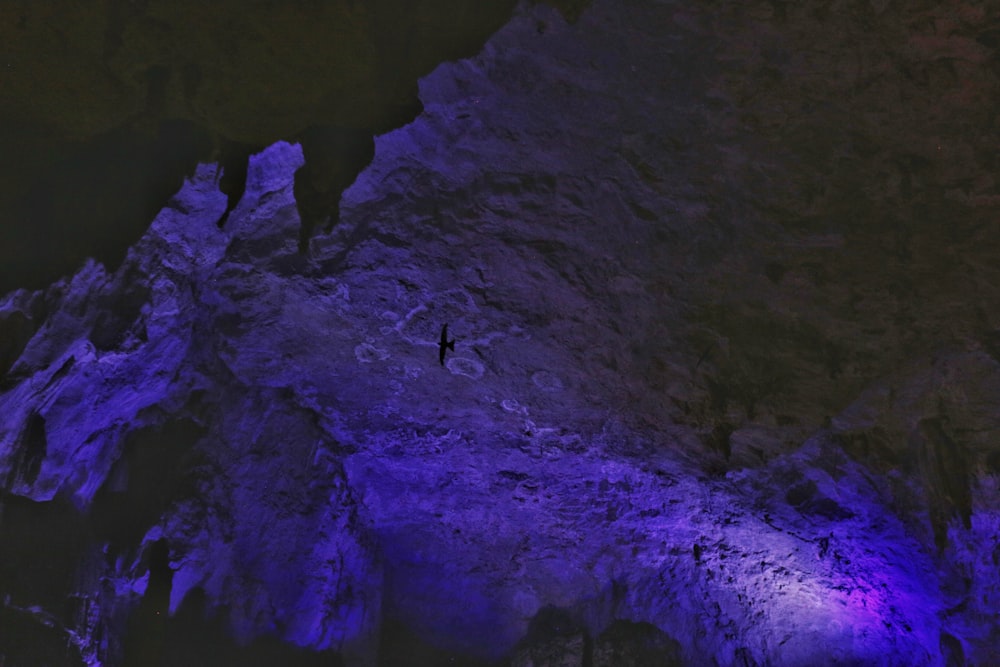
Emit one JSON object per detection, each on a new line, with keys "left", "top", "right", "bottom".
{"left": 0, "top": 0, "right": 587, "bottom": 291}
{"left": 2, "top": 0, "right": 1000, "bottom": 665}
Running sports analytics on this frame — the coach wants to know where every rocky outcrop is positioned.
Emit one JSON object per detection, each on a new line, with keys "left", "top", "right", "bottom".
{"left": 2, "top": 0, "right": 1000, "bottom": 664}
{"left": 0, "top": 0, "right": 591, "bottom": 292}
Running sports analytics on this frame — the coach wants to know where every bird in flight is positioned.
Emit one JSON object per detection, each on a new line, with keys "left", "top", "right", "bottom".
{"left": 438, "top": 324, "right": 455, "bottom": 366}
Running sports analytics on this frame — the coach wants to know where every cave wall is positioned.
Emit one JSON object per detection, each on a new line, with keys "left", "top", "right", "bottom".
{"left": 2, "top": 0, "right": 1000, "bottom": 665}
{"left": 0, "top": 0, "right": 587, "bottom": 292}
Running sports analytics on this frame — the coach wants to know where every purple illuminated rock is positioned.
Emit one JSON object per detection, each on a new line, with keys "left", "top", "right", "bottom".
{"left": 2, "top": 0, "right": 1000, "bottom": 665}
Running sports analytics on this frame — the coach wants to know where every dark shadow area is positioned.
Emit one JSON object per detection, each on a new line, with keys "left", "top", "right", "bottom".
{"left": 0, "top": 606, "right": 84, "bottom": 667}
{"left": 940, "top": 631, "right": 966, "bottom": 667}
{"left": 0, "top": 119, "right": 213, "bottom": 293}
{"left": 89, "top": 265, "right": 151, "bottom": 352}
{"left": 0, "top": 492, "right": 91, "bottom": 632}
{"left": 91, "top": 418, "right": 206, "bottom": 555}
{"left": 293, "top": 126, "right": 376, "bottom": 252}
{"left": 123, "top": 538, "right": 173, "bottom": 666}
{"left": 125, "top": 584, "right": 344, "bottom": 667}
{"left": 378, "top": 618, "right": 498, "bottom": 667}
{"left": 593, "top": 620, "right": 684, "bottom": 667}
{"left": 8, "top": 410, "right": 47, "bottom": 487}
{"left": 0, "top": 294, "right": 46, "bottom": 378}
{"left": 833, "top": 427, "right": 902, "bottom": 474}
{"left": 511, "top": 606, "right": 590, "bottom": 667}
{"left": 0, "top": 311, "right": 32, "bottom": 377}
{"left": 509, "top": 608, "right": 684, "bottom": 667}
{"left": 215, "top": 139, "right": 259, "bottom": 228}
{"left": 913, "top": 417, "right": 972, "bottom": 550}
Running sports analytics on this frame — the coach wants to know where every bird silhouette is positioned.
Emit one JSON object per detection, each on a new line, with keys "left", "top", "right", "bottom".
{"left": 438, "top": 324, "right": 455, "bottom": 366}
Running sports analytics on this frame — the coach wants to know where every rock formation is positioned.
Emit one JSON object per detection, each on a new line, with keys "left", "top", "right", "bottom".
{"left": 2, "top": 0, "right": 1000, "bottom": 665}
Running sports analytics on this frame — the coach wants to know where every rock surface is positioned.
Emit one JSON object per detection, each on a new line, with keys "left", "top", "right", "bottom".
{"left": 2, "top": 0, "right": 1000, "bottom": 665}
{"left": 0, "top": 0, "right": 587, "bottom": 292}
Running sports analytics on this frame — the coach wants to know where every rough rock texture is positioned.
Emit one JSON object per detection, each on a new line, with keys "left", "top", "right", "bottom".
{"left": 2, "top": 0, "right": 1000, "bottom": 665}
{"left": 0, "top": 0, "right": 589, "bottom": 292}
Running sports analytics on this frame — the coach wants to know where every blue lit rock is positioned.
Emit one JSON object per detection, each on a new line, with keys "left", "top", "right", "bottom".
{"left": 2, "top": 0, "right": 1000, "bottom": 665}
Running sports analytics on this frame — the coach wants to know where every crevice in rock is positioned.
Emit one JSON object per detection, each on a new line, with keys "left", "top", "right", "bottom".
{"left": 784, "top": 479, "right": 854, "bottom": 521}
{"left": 294, "top": 126, "right": 377, "bottom": 253}
{"left": 940, "top": 631, "right": 965, "bottom": 667}
{"left": 123, "top": 538, "right": 174, "bottom": 666}
{"left": 89, "top": 270, "right": 151, "bottom": 351}
{"left": 9, "top": 410, "right": 47, "bottom": 487}
{"left": 215, "top": 139, "right": 259, "bottom": 228}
